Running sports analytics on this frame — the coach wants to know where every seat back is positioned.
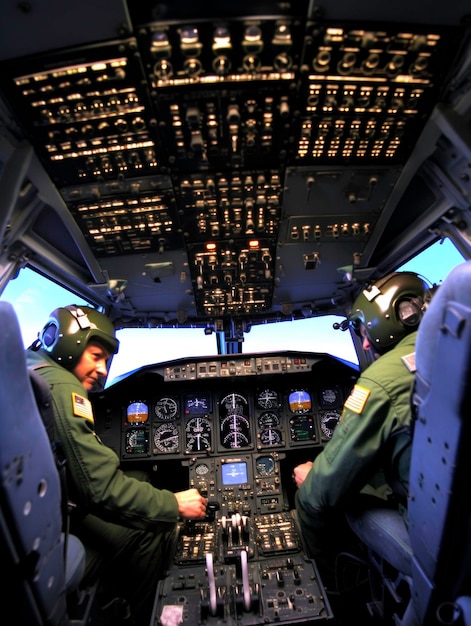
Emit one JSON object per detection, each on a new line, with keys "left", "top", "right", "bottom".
{"left": 0, "top": 300, "right": 68, "bottom": 624}
{"left": 345, "top": 260, "right": 471, "bottom": 625}
{"left": 408, "top": 260, "right": 471, "bottom": 624}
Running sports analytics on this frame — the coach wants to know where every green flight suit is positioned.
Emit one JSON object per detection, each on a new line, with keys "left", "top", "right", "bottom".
{"left": 26, "top": 349, "right": 178, "bottom": 623}
{"left": 295, "top": 331, "right": 416, "bottom": 590}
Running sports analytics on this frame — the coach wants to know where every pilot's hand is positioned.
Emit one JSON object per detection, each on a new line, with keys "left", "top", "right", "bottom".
{"left": 174, "top": 488, "right": 208, "bottom": 519}
{"left": 292, "top": 461, "right": 313, "bottom": 488}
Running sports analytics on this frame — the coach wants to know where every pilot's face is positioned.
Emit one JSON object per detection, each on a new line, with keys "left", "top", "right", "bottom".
{"left": 72, "top": 340, "right": 111, "bottom": 391}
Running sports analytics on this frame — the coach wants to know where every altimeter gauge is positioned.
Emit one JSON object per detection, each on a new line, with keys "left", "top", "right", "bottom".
{"left": 153, "top": 423, "right": 179, "bottom": 453}
{"left": 320, "top": 410, "right": 341, "bottom": 439}
{"left": 219, "top": 392, "right": 251, "bottom": 449}
{"left": 185, "top": 416, "right": 212, "bottom": 452}
{"left": 258, "top": 411, "right": 280, "bottom": 428}
{"left": 259, "top": 428, "right": 282, "bottom": 446}
{"left": 256, "top": 389, "right": 279, "bottom": 410}
{"left": 154, "top": 397, "right": 178, "bottom": 420}
{"left": 255, "top": 455, "right": 276, "bottom": 476}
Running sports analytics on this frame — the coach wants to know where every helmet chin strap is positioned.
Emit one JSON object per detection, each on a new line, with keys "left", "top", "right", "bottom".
{"left": 29, "top": 337, "right": 42, "bottom": 351}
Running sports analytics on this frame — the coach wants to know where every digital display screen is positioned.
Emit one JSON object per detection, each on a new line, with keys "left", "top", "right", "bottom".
{"left": 221, "top": 461, "right": 248, "bottom": 486}
{"left": 127, "top": 401, "right": 149, "bottom": 423}
{"left": 288, "top": 390, "right": 312, "bottom": 413}
{"left": 289, "top": 416, "right": 315, "bottom": 441}
{"left": 125, "top": 428, "right": 149, "bottom": 454}
{"left": 185, "top": 392, "right": 210, "bottom": 414}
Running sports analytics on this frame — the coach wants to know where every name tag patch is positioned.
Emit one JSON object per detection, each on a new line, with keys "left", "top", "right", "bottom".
{"left": 401, "top": 352, "right": 416, "bottom": 373}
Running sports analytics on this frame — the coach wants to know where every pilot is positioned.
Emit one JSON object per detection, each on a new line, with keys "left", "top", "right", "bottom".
{"left": 292, "top": 271, "right": 434, "bottom": 596}
{"left": 27, "top": 305, "right": 208, "bottom": 625}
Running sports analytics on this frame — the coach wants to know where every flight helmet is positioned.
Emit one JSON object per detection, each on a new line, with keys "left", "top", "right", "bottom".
{"left": 346, "top": 272, "right": 430, "bottom": 353}
{"left": 38, "top": 305, "right": 119, "bottom": 369}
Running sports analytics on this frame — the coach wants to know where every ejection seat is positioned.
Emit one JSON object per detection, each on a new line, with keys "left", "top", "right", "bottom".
{"left": 0, "top": 300, "right": 94, "bottom": 625}
{"left": 346, "top": 260, "right": 471, "bottom": 625}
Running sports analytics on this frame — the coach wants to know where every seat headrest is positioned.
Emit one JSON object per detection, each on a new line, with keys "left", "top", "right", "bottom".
{"left": 415, "top": 261, "right": 471, "bottom": 387}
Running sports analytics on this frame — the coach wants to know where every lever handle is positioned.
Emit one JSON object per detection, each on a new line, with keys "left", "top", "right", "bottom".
{"left": 240, "top": 549, "right": 251, "bottom": 612}
{"left": 205, "top": 553, "right": 217, "bottom": 616}
{"left": 206, "top": 500, "right": 220, "bottom": 521}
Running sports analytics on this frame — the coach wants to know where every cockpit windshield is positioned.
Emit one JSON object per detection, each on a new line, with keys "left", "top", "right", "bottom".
{"left": 1, "top": 237, "right": 465, "bottom": 386}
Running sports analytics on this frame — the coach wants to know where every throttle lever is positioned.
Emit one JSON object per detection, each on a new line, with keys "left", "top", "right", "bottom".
{"left": 206, "top": 500, "right": 220, "bottom": 521}
{"left": 240, "top": 549, "right": 251, "bottom": 612}
{"left": 205, "top": 553, "right": 217, "bottom": 616}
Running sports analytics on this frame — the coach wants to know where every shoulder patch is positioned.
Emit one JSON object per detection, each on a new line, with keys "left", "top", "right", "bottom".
{"left": 72, "top": 392, "right": 94, "bottom": 424}
{"left": 344, "top": 384, "right": 371, "bottom": 414}
{"left": 401, "top": 352, "right": 416, "bottom": 373}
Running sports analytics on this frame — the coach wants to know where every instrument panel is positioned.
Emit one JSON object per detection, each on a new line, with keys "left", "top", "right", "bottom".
{"left": 121, "top": 378, "right": 349, "bottom": 458}
{"left": 92, "top": 351, "right": 357, "bottom": 624}
{"left": 92, "top": 352, "right": 356, "bottom": 524}
{"left": 93, "top": 351, "right": 357, "bottom": 463}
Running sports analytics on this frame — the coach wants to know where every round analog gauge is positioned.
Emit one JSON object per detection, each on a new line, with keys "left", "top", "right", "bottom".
{"left": 320, "top": 386, "right": 341, "bottom": 408}
{"left": 256, "top": 455, "right": 275, "bottom": 476}
{"left": 153, "top": 423, "right": 179, "bottom": 453}
{"left": 154, "top": 397, "right": 178, "bottom": 420}
{"left": 220, "top": 414, "right": 251, "bottom": 448}
{"left": 222, "top": 427, "right": 250, "bottom": 448}
{"left": 185, "top": 416, "right": 212, "bottom": 452}
{"left": 220, "top": 413, "right": 250, "bottom": 431}
{"left": 258, "top": 411, "right": 280, "bottom": 428}
{"left": 320, "top": 411, "right": 341, "bottom": 439}
{"left": 259, "top": 428, "right": 282, "bottom": 446}
{"left": 256, "top": 389, "right": 279, "bottom": 410}
{"left": 220, "top": 392, "right": 248, "bottom": 411}
{"left": 125, "top": 428, "right": 148, "bottom": 454}
{"left": 219, "top": 392, "right": 251, "bottom": 449}
{"left": 195, "top": 462, "right": 210, "bottom": 476}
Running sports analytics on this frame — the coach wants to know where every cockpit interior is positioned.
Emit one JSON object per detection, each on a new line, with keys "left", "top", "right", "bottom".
{"left": 1, "top": 1, "right": 471, "bottom": 625}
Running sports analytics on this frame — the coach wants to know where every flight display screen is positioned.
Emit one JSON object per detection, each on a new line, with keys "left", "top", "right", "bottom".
{"left": 288, "top": 389, "right": 312, "bottom": 413}
{"left": 221, "top": 461, "right": 248, "bottom": 485}
{"left": 127, "top": 401, "right": 149, "bottom": 423}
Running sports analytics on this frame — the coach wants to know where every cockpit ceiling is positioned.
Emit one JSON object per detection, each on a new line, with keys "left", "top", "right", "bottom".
{"left": 0, "top": 1, "right": 469, "bottom": 323}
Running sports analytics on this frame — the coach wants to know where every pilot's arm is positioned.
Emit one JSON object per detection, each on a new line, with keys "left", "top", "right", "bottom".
{"left": 295, "top": 333, "right": 416, "bottom": 530}
{"left": 27, "top": 352, "right": 205, "bottom": 529}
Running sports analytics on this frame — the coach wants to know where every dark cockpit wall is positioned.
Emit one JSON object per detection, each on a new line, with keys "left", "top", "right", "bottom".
{"left": 0, "top": 0, "right": 470, "bottom": 358}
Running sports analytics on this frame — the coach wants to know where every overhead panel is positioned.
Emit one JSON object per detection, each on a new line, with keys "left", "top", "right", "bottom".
{"left": 0, "top": 8, "right": 463, "bottom": 318}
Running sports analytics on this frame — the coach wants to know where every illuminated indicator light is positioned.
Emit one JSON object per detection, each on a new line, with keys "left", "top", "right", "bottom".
{"left": 205, "top": 242, "right": 217, "bottom": 251}
{"left": 248, "top": 240, "right": 260, "bottom": 249}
